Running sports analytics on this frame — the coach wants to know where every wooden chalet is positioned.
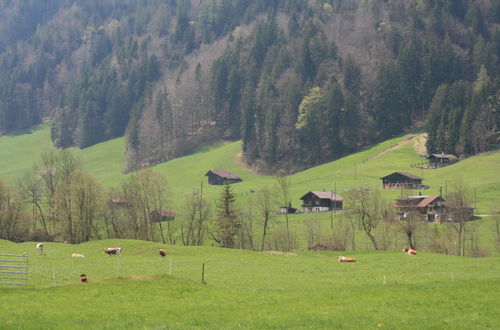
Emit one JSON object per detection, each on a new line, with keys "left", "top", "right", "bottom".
{"left": 380, "top": 172, "right": 426, "bottom": 190}
{"left": 427, "top": 153, "right": 458, "bottom": 168}
{"left": 205, "top": 170, "right": 242, "bottom": 185}
{"left": 395, "top": 195, "right": 445, "bottom": 222}
{"left": 300, "top": 191, "right": 343, "bottom": 213}
{"left": 149, "top": 210, "right": 176, "bottom": 223}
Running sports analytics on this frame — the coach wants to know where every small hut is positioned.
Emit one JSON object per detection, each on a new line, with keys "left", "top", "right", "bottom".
{"left": 427, "top": 153, "right": 458, "bottom": 168}
{"left": 205, "top": 170, "right": 242, "bottom": 185}
{"left": 300, "top": 191, "right": 343, "bottom": 213}
{"left": 149, "top": 210, "right": 176, "bottom": 223}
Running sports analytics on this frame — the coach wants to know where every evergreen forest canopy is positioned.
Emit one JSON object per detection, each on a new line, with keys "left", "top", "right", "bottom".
{"left": 0, "top": 0, "right": 499, "bottom": 173}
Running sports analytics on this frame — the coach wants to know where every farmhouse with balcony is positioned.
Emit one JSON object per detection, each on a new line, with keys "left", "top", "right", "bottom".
{"left": 427, "top": 153, "right": 458, "bottom": 168}
{"left": 300, "top": 191, "right": 343, "bottom": 213}
{"left": 205, "top": 170, "right": 242, "bottom": 185}
{"left": 380, "top": 172, "right": 427, "bottom": 189}
{"left": 395, "top": 195, "right": 445, "bottom": 222}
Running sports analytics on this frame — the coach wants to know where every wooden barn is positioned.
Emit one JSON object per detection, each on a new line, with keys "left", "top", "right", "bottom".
{"left": 108, "top": 198, "right": 128, "bottom": 209}
{"left": 395, "top": 195, "right": 445, "bottom": 222}
{"left": 149, "top": 210, "right": 176, "bottom": 223}
{"left": 380, "top": 172, "right": 426, "bottom": 189}
{"left": 205, "top": 170, "right": 242, "bottom": 185}
{"left": 427, "top": 153, "right": 458, "bottom": 168}
{"left": 300, "top": 191, "right": 343, "bottom": 213}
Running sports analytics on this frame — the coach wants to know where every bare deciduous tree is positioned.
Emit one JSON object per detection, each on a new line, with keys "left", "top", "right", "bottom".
{"left": 275, "top": 171, "right": 292, "bottom": 251}
{"left": 257, "top": 186, "right": 274, "bottom": 251}
{"left": 122, "top": 169, "right": 170, "bottom": 243}
{"left": 181, "top": 183, "right": 211, "bottom": 246}
{"left": 0, "top": 181, "right": 24, "bottom": 241}
{"left": 346, "top": 187, "right": 389, "bottom": 250}
{"left": 446, "top": 178, "right": 473, "bottom": 256}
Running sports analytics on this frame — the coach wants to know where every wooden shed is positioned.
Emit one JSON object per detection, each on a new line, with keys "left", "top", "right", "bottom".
{"left": 300, "top": 191, "right": 343, "bottom": 213}
{"left": 205, "top": 170, "right": 242, "bottom": 185}
{"left": 380, "top": 172, "right": 425, "bottom": 189}
{"left": 150, "top": 210, "right": 176, "bottom": 223}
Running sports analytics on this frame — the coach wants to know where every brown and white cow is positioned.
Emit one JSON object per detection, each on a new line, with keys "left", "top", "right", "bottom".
{"left": 104, "top": 247, "right": 122, "bottom": 256}
{"left": 403, "top": 248, "right": 417, "bottom": 255}
{"left": 158, "top": 249, "right": 166, "bottom": 261}
{"left": 337, "top": 256, "right": 356, "bottom": 262}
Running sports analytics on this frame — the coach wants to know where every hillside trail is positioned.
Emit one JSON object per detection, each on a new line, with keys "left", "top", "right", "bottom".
{"left": 365, "top": 133, "right": 427, "bottom": 162}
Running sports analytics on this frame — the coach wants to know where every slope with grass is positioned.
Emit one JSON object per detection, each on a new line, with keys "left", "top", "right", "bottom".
{"left": 1, "top": 124, "right": 499, "bottom": 253}
{"left": 2, "top": 124, "right": 498, "bottom": 212}
{"left": 0, "top": 239, "right": 498, "bottom": 329}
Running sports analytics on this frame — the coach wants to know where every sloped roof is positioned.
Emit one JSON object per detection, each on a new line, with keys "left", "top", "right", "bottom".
{"left": 300, "top": 191, "right": 343, "bottom": 201}
{"left": 395, "top": 195, "right": 443, "bottom": 208}
{"left": 153, "top": 210, "right": 176, "bottom": 217}
{"left": 416, "top": 195, "right": 442, "bottom": 207}
{"left": 380, "top": 172, "right": 423, "bottom": 180}
{"left": 428, "top": 153, "right": 458, "bottom": 160}
{"left": 205, "top": 170, "right": 241, "bottom": 180}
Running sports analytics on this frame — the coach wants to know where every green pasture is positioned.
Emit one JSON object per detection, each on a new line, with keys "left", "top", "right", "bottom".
{"left": 0, "top": 239, "right": 499, "bottom": 329}
{"left": 1, "top": 124, "right": 498, "bottom": 213}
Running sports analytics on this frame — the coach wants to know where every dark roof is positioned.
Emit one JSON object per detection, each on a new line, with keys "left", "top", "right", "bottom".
{"left": 428, "top": 153, "right": 458, "bottom": 160}
{"left": 380, "top": 172, "right": 423, "bottom": 180}
{"left": 300, "top": 191, "right": 343, "bottom": 201}
{"left": 151, "top": 210, "right": 176, "bottom": 217}
{"left": 205, "top": 170, "right": 241, "bottom": 180}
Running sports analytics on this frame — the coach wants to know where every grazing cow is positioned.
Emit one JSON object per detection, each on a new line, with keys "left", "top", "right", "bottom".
{"left": 403, "top": 248, "right": 417, "bottom": 255}
{"left": 103, "top": 247, "right": 122, "bottom": 256}
{"left": 158, "top": 249, "right": 166, "bottom": 261}
{"left": 36, "top": 243, "right": 44, "bottom": 255}
{"left": 337, "top": 256, "right": 356, "bottom": 262}
{"left": 71, "top": 253, "right": 85, "bottom": 258}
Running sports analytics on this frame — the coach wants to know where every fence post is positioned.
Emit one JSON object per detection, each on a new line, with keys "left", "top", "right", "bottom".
{"left": 202, "top": 263, "right": 205, "bottom": 284}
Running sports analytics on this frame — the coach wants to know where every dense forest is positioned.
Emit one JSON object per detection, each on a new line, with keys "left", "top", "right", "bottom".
{"left": 0, "top": 0, "right": 499, "bottom": 172}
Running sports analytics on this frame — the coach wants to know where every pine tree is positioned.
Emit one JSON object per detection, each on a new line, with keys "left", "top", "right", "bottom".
{"left": 214, "top": 184, "right": 240, "bottom": 248}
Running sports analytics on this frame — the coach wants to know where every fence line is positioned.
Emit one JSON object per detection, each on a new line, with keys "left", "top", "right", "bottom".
{"left": 0, "top": 253, "right": 28, "bottom": 286}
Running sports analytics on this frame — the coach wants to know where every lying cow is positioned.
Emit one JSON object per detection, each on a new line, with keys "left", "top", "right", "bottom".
{"left": 403, "top": 248, "right": 417, "bottom": 255}
{"left": 71, "top": 253, "right": 85, "bottom": 258}
{"left": 337, "top": 256, "right": 356, "bottom": 262}
{"left": 36, "top": 243, "right": 44, "bottom": 255}
{"left": 104, "top": 247, "right": 122, "bottom": 256}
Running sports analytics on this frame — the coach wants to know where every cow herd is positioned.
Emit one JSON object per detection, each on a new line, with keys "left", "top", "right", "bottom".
{"left": 34, "top": 244, "right": 168, "bottom": 260}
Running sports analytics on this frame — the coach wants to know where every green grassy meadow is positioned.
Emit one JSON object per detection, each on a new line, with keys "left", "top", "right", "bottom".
{"left": 1, "top": 124, "right": 499, "bottom": 213}
{"left": 0, "top": 239, "right": 499, "bottom": 329}
{"left": 1, "top": 125, "right": 500, "bottom": 328}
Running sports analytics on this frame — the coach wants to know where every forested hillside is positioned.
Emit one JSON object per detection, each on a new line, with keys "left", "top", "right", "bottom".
{"left": 0, "top": 0, "right": 499, "bottom": 172}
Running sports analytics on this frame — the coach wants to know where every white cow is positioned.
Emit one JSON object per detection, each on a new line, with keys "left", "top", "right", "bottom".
{"left": 36, "top": 243, "right": 44, "bottom": 255}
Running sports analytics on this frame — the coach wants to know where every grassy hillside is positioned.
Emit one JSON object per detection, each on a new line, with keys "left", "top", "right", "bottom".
{"left": 0, "top": 239, "right": 498, "bottom": 329}
{"left": 1, "top": 124, "right": 498, "bottom": 212}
